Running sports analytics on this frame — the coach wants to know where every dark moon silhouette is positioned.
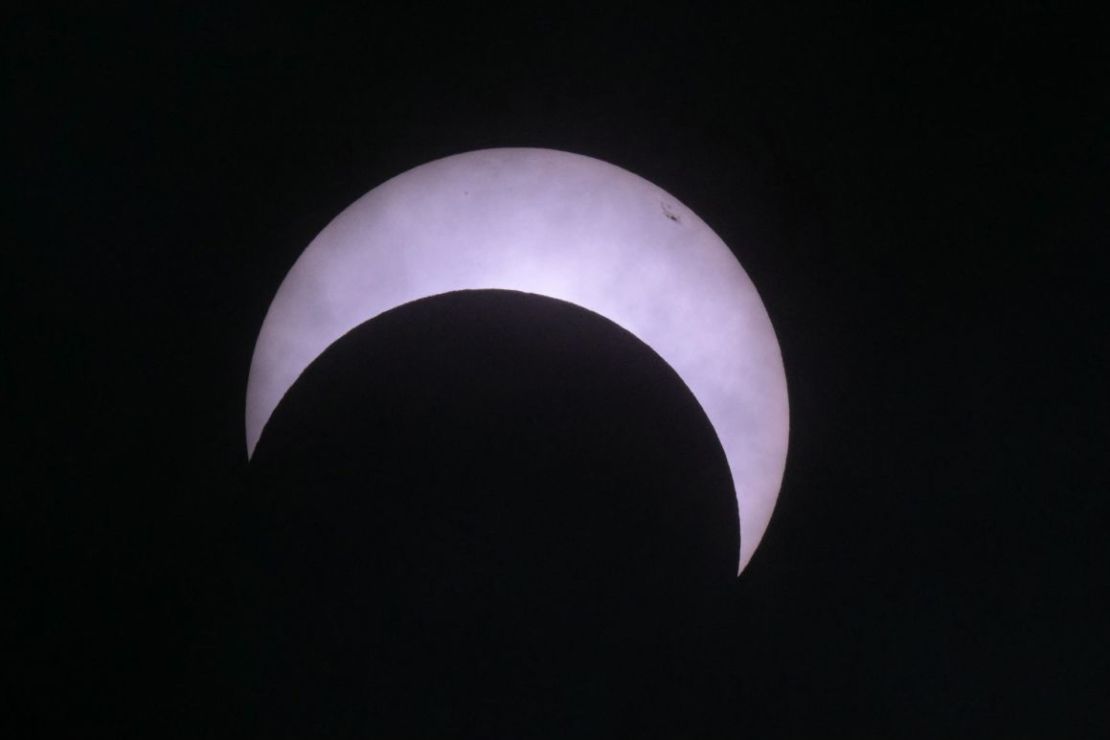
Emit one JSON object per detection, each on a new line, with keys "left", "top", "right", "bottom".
{"left": 218, "top": 289, "right": 739, "bottom": 737}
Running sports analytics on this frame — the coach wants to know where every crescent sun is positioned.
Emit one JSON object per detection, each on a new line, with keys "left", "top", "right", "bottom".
{"left": 245, "top": 148, "right": 789, "bottom": 573}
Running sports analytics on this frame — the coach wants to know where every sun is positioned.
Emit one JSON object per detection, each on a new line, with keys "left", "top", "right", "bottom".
{"left": 246, "top": 148, "right": 788, "bottom": 573}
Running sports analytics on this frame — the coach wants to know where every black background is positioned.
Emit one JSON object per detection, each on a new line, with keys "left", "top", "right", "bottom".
{"left": 7, "top": 3, "right": 1107, "bottom": 737}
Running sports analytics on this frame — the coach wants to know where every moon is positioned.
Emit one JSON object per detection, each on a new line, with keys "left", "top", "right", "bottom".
{"left": 246, "top": 148, "right": 788, "bottom": 573}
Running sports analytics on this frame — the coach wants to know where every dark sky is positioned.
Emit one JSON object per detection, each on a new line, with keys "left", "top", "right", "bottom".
{"left": 7, "top": 4, "right": 1106, "bottom": 738}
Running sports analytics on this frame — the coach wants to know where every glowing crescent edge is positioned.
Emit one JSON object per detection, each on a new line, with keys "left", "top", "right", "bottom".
{"left": 245, "top": 148, "right": 788, "bottom": 573}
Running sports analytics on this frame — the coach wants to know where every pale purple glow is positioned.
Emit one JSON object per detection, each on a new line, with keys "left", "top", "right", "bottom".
{"left": 246, "top": 148, "right": 789, "bottom": 573}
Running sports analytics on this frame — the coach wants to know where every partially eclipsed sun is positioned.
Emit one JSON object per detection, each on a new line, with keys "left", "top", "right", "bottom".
{"left": 246, "top": 148, "right": 788, "bottom": 573}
